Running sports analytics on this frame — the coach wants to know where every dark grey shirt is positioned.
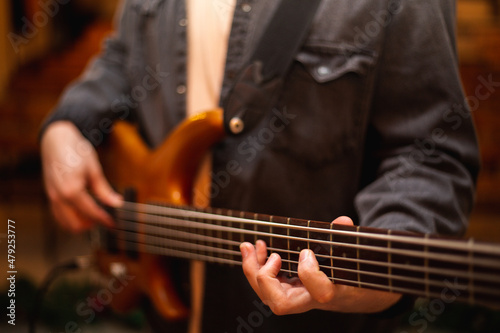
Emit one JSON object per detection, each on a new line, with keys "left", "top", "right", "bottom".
{"left": 42, "top": 0, "right": 480, "bottom": 331}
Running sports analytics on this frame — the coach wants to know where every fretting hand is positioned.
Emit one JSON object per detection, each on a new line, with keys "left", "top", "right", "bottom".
{"left": 240, "top": 216, "right": 402, "bottom": 315}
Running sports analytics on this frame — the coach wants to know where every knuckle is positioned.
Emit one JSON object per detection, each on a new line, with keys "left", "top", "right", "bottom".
{"left": 315, "top": 289, "right": 335, "bottom": 304}
{"left": 256, "top": 271, "right": 267, "bottom": 286}
{"left": 269, "top": 300, "right": 288, "bottom": 316}
{"left": 58, "top": 186, "right": 79, "bottom": 202}
{"left": 297, "top": 266, "right": 313, "bottom": 282}
{"left": 241, "top": 263, "right": 252, "bottom": 278}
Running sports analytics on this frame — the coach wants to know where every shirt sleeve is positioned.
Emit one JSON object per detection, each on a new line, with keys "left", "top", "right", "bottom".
{"left": 39, "top": 0, "right": 133, "bottom": 145}
{"left": 355, "top": 0, "right": 480, "bottom": 236}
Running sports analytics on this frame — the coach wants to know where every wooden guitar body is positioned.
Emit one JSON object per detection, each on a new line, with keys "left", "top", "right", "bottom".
{"left": 95, "top": 109, "right": 225, "bottom": 320}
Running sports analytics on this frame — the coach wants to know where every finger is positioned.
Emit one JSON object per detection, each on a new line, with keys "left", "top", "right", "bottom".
{"left": 255, "top": 240, "right": 268, "bottom": 266}
{"left": 240, "top": 242, "right": 262, "bottom": 293}
{"left": 332, "top": 216, "right": 354, "bottom": 226}
{"left": 257, "top": 253, "right": 314, "bottom": 315}
{"left": 298, "top": 249, "right": 336, "bottom": 305}
{"left": 68, "top": 189, "right": 115, "bottom": 228}
{"left": 87, "top": 157, "right": 123, "bottom": 207}
{"left": 255, "top": 253, "right": 284, "bottom": 300}
{"left": 51, "top": 201, "right": 93, "bottom": 233}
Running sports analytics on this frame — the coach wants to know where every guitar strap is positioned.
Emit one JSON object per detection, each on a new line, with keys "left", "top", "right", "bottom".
{"left": 223, "top": 0, "right": 322, "bottom": 135}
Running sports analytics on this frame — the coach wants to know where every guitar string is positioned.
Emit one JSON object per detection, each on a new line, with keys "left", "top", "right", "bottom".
{"left": 117, "top": 202, "right": 500, "bottom": 256}
{"left": 112, "top": 218, "right": 487, "bottom": 282}
{"left": 112, "top": 210, "right": 500, "bottom": 269}
{"left": 105, "top": 236, "right": 500, "bottom": 308}
{"left": 109, "top": 226, "right": 500, "bottom": 290}
{"left": 107, "top": 219, "right": 496, "bottom": 281}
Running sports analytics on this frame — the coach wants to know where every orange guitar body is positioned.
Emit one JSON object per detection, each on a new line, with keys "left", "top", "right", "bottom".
{"left": 96, "top": 109, "right": 225, "bottom": 320}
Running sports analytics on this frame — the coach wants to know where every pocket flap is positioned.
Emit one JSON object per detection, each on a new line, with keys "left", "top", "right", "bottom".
{"left": 296, "top": 47, "right": 375, "bottom": 83}
{"left": 131, "top": 0, "right": 165, "bottom": 15}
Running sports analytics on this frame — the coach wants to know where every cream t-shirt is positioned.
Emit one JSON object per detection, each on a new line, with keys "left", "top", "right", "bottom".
{"left": 186, "top": 0, "right": 236, "bottom": 116}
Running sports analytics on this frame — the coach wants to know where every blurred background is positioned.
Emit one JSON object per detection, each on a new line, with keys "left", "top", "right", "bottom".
{"left": 0, "top": 0, "right": 499, "bottom": 332}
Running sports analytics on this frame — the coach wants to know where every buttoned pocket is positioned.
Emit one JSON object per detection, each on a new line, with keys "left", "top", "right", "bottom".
{"left": 267, "top": 45, "right": 377, "bottom": 167}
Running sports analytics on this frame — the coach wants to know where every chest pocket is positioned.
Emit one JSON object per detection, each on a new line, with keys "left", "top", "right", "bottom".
{"left": 268, "top": 44, "right": 377, "bottom": 168}
{"left": 130, "top": 0, "right": 165, "bottom": 15}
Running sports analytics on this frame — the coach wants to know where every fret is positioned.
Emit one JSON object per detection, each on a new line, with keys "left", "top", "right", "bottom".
{"left": 227, "top": 209, "right": 234, "bottom": 264}
{"left": 269, "top": 216, "right": 273, "bottom": 255}
{"left": 203, "top": 207, "right": 212, "bottom": 260}
{"left": 255, "top": 214, "right": 272, "bottom": 250}
{"left": 357, "top": 226, "right": 391, "bottom": 290}
{"left": 239, "top": 211, "right": 245, "bottom": 244}
{"left": 287, "top": 218, "right": 308, "bottom": 275}
{"left": 253, "top": 213, "right": 258, "bottom": 245}
{"left": 388, "top": 230, "right": 392, "bottom": 293}
{"left": 356, "top": 226, "right": 361, "bottom": 288}
{"left": 468, "top": 238, "right": 475, "bottom": 305}
{"left": 470, "top": 248, "right": 500, "bottom": 308}
{"left": 330, "top": 224, "right": 358, "bottom": 287}
{"left": 424, "top": 233, "right": 430, "bottom": 299}
{"left": 206, "top": 207, "right": 214, "bottom": 262}
{"left": 240, "top": 211, "right": 255, "bottom": 244}
{"left": 307, "top": 221, "right": 311, "bottom": 250}
{"left": 427, "top": 235, "right": 472, "bottom": 301}
{"left": 287, "top": 218, "right": 291, "bottom": 276}
{"left": 391, "top": 231, "right": 426, "bottom": 293}
{"left": 216, "top": 208, "right": 223, "bottom": 260}
{"left": 330, "top": 222, "right": 334, "bottom": 280}
{"left": 192, "top": 205, "right": 200, "bottom": 257}
{"left": 306, "top": 220, "right": 336, "bottom": 279}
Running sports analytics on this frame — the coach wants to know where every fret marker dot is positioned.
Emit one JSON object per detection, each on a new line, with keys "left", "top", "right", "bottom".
{"left": 297, "top": 246, "right": 301, "bottom": 251}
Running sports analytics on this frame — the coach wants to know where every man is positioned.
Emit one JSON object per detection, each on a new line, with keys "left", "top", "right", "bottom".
{"left": 40, "top": 0, "right": 480, "bottom": 332}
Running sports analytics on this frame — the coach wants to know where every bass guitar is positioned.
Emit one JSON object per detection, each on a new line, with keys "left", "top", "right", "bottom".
{"left": 93, "top": 109, "right": 500, "bottom": 325}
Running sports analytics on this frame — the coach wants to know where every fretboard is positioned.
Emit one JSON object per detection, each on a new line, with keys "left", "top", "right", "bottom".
{"left": 94, "top": 201, "right": 500, "bottom": 309}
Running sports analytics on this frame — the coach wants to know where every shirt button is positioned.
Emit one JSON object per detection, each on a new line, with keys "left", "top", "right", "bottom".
{"left": 317, "top": 66, "right": 331, "bottom": 76}
{"left": 241, "top": 4, "right": 252, "bottom": 12}
{"left": 179, "top": 18, "right": 188, "bottom": 27}
{"left": 176, "top": 85, "right": 187, "bottom": 94}
{"left": 229, "top": 117, "right": 245, "bottom": 134}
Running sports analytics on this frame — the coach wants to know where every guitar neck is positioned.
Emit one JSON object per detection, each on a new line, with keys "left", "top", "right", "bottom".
{"left": 94, "top": 201, "right": 500, "bottom": 309}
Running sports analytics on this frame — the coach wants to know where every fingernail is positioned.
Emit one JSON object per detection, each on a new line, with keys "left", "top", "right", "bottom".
{"left": 299, "top": 250, "right": 311, "bottom": 263}
{"left": 240, "top": 243, "right": 249, "bottom": 259}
